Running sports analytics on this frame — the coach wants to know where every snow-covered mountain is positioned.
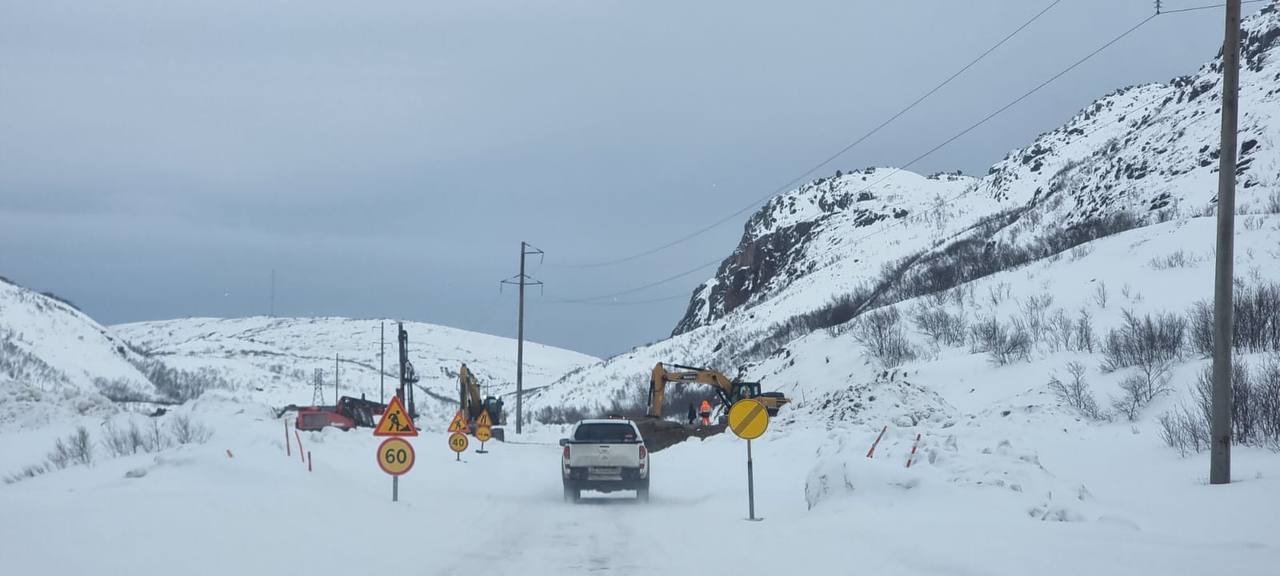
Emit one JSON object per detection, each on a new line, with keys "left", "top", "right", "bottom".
{"left": 531, "top": 5, "right": 1280, "bottom": 420}
{"left": 0, "top": 277, "right": 157, "bottom": 430}
{"left": 113, "top": 316, "right": 598, "bottom": 428}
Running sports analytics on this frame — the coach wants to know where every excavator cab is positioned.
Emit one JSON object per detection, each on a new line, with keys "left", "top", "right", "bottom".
{"left": 482, "top": 396, "right": 505, "bottom": 425}
{"left": 729, "top": 382, "right": 762, "bottom": 404}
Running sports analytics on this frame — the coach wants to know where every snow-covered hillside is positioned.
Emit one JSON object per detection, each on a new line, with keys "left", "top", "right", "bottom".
{"left": 0, "top": 277, "right": 156, "bottom": 430}
{"left": 532, "top": 5, "right": 1280, "bottom": 422}
{"left": 113, "top": 317, "right": 598, "bottom": 428}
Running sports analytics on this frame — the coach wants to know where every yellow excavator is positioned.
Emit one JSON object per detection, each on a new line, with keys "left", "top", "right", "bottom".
{"left": 459, "top": 363, "right": 505, "bottom": 441}
{"left": 647, "top": 362, "right": 790, "bottom": 419}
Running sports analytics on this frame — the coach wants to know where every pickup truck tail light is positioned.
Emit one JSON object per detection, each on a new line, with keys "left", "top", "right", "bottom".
{"left": 639, "top": 445, "right": 647, "bottom": 469}
{"left": 563, "top": 445, "right": 570, "bottom": 460}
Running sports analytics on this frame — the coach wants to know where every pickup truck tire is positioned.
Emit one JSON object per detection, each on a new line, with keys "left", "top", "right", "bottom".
{"left": 562, "top": 482, "right": 580, "bottom": 503}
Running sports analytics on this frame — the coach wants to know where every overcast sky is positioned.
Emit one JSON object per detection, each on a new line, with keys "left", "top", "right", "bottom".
{"left": 0, "top": 0, "right": 1266, "bottom": 358}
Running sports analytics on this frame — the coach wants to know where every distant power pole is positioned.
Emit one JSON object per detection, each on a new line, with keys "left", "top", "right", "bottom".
{"left": 1210, "top": 0, "right": 1242, "bottom": 486}
{"left": 380, "top": 322, "right": 386, "bottom": 405}
{"left": 334, "top": 353, "right": 340, "bottom": 403}
{"left": 312, "top": 368, "right": 324, "bottom": 406}
{"left": 502, "top": 242, "right": 544, "bottom": 434}
{"left": 269, "top": 269, "right": 276, "bottom": 317}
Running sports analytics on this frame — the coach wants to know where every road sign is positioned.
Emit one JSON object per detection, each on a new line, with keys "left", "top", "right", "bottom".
{"left": 377, "top": 438, "right": 415, "bottom": 476}
{"left": 447, "top": 410, "right": 470, "bottom": 434}
{"left": 728, "top": 399, "right": 769, "bottom": 440}
{"left": 449, "top": 431, "right": 469, "bottom": 454}
{"left": 476, "top": 410, "right": 493, "bottom": 428}
{"left": 475, "top": 426, "right": 492, "bottom": 443}
{"left": 373, "top": 396, "right": 418, "bottom": 437}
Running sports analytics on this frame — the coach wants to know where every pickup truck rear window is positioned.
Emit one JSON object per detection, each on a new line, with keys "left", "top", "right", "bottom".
{"left": 574, "top": 423, "right": 638, "bottom": 443}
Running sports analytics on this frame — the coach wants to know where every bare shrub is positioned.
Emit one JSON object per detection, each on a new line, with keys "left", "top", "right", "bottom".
{"left": 1093, "top": 282, "right": 1109, "bottom": 309}
{"left": 1018, "top": 294, "right": 1054, "bottom": 346}
{"left": 910, "top": 303, "right": 967, "bottom": 348}
{"left": 1101, "top": 310, "right": 1185, "bottom": 372}
{"left": 1047, "top": 309, "right": 1074, "bottom": 352}
{"left": 169, "top": 415, "right": 213, "bottom": 445}
{"left": 1070, "top": 243, "right": 1094, "bottom": 261}
{"left": 1112, "top": 373, "right": 1167, "bottom": 422}
{"left": 148, "top": 419, "right": 168, "bottom": 452}
{"left": 852, "top": 308, "right": 918, "bottom": 367}
{"left": 534, "top": 405, "right": 590, "bottom": 425}
{"left": 48, "top": 426, "right": 93, "bottom": 468}
{"left": 970, "top": 317, "right": 1031, "bottom": 366}
{"left": 1149, "top": 250, "right": 1198, "bottom": 270}
{"left": 1187, "top": 281, "right": 1280, "bottom": 357}
{"left": 1191, "top": 358, "right": 1280, "bottom": 449}
{"left": 1047, "top": 362, "right": 1104, "bottom": 420}
{"left": 101, "top": 421, "right": 131, "bottom": 458}
{"left": 1267, "top": 190, "right": 1280, "bottom": 214}
{"left": 1159, "top": 406, "right": 1208, "bottom": 456}
{"left": 1076, "top": 308, "right": 1096, "bottom": 353}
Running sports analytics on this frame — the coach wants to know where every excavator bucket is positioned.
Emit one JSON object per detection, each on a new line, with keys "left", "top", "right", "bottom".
{"left": 633, "top": 418, "right": 725, "bottom": 452}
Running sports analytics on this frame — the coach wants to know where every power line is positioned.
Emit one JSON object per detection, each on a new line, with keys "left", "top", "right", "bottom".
{"left": 546, "top": 10, "right": 1164, "bottom": 306}
{"left": 544, "top": 293, "right": 691, "bottom": 307}
{"left": 1160, "top": 0, "right": 1269, "bottom": 15}
{"left": 549, "top": 0, "right": 1063, "bottom": 270}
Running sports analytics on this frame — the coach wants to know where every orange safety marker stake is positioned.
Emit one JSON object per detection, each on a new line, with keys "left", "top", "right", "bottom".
{"left": 905, "top": 433, "right": 922, "bottom": 468}
{"left": 866, "top": 425, "right": 888, "bottom": 459}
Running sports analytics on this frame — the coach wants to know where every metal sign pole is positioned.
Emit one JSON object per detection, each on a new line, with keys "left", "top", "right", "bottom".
{"left": 747, "top": 439, "right": 756, "bottom": 521}
{"left": 393, "top": 475, "right": 398, "bottom": 502}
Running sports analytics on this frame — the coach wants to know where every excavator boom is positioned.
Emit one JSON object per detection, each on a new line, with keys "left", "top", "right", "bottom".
{"left": 647, "top": 362, "right": 790, "bottom": 418}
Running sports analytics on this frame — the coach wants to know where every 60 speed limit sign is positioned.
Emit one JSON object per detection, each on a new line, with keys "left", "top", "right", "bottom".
{"left": 377, "top": 437, "right": 416, "bottom": 476}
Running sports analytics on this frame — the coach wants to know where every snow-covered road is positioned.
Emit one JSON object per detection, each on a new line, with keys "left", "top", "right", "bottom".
{"left": 2, "top": 399, "right": 1279, "bottom": 575}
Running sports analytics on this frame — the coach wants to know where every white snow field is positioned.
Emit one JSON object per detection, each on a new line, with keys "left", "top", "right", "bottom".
{"left": 0, "top": 396, "right": 1276, "bottom": 576}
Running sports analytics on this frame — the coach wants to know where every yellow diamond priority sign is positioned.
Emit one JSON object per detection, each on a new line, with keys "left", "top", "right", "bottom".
{"left": 728, "top": 398, "right": 769, "bottom": 440}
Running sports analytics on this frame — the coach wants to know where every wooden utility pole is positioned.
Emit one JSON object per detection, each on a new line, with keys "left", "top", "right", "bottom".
{"left": 334, "top": 353, "right": 340, "bottom": 404}
{"left": 1210, "top": 0, "right": 1242, "bottom": 486}
{"left": 502, "top": 242, "right": 543, "bottom": 434}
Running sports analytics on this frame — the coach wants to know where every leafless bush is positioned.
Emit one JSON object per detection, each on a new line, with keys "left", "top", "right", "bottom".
{"left": 1184, "top": 358, "right": 1280, "bottom": 451}
{"left": 1267, "top": 190, "right": 1280, "bottom": 214}
{"left": 1076, "top": 309, "right": 1096, "bottom": 353}
{"left": 3, "top": 463, "right": 52, "bottom": 485}
{"left": 1149, "top": 250, "right": 1198, "bottom": 270}
{"left": 1102, "top": 310, "right": 1186, "bottom": 372}
{"left": 1018, "top": 294, "right": 1054, "bottom": 346}
{"left": 910, "top": 303, "right": 967, "bottom": 348}
{"left": 1048, "top": 362, "right": 1104, "bottom": 420}
{"left": 48, "top": 426, "right": 93, "bottom": 468}
{"left": 970, "top": 317, "right": 1031, "bottom": 366}
{"left": 148, "top": 419, "right": 168, "bottom": 452}
{"left": 1112, "top": 373, "right": 1168, "bottom": 422}
{"left": 1070, "top": 243, "right": 1094, "bottom": 261}
{"left": 169, "top": 415, "right": 212, "bottom": 445}
{"left": 534, "top": 405, "right": 590, "bottom": 425}
{"left": 852, "top": 308, "right": 918, "bottom": 367}
{"left": 1093, "top": 282, "right": 1109, "bottom": 309}
{"left": 1047, "top": 309, "right": 1074, "bottom": 352}
{"left": 101, "top": 421, "right": 132, "bottom": 458}
{"left": 1159, "top": 406, "right": 1209, "bottom": 456}
{"left": 1188, "top": 281, "right": 1280, "bottom": 357}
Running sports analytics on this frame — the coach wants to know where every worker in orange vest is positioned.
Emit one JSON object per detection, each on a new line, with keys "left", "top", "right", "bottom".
{"left": 699, "top": 399, "right": 712, "bottom": 426}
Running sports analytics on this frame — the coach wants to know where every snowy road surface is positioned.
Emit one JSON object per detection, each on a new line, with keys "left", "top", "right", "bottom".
{"left": 1, "top": 401, "right": 1278, "bottom": 575}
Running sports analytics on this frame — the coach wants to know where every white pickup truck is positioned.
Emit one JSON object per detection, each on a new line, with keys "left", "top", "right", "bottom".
{"left": 560, "top": 419, "right": 650, "bottom": 503}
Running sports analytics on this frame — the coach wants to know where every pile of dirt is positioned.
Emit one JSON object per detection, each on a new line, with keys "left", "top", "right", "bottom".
{"left": 635, "top": 418, "right": 725, "bottom": 452}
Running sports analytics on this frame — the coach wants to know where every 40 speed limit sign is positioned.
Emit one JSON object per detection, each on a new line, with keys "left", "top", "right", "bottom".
{"left": 377, "top": 437, "right": 416, "bottom": 476}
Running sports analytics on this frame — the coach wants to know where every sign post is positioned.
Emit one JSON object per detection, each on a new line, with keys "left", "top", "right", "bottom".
{"left": 449, "top": 432, "right": 469, "bottom": 462}
{"left": 475, "top": 411, "right": 493, "bottom": 454}
{"left": 728, "top": 399, "right": 769, "bottom": 522}
{"left": 373, "top": 396, "right": 418, "bottom": 502}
